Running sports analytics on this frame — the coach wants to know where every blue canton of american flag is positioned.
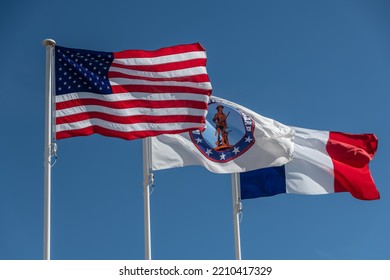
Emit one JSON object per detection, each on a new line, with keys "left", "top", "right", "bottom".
{"left": 56, "top": 47, "right": 113, "bottom": 95}
{"left": 54, "top": 44, "right": 212, "bottom": 140}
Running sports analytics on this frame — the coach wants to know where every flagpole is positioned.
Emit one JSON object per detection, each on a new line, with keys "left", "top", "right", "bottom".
{"left": 142, "top": 137, "right": 153, "bottom": 260}
{"left": 42, "top": 38, "right": 56, "bottom": 260}
{"left": 231, "top": 173, "right": 242, "bottom": 260}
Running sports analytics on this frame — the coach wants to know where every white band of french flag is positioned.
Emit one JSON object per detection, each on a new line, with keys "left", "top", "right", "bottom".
{"left": 241, "top": 127, "right": 379, "bottom": 200}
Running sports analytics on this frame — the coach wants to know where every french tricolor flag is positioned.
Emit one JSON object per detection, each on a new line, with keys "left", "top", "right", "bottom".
{"left": 241, "top": 127, "right": 379, "bottom": 200}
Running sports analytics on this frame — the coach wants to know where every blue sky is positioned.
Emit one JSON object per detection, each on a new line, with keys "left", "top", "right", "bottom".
{"left": 0, "top": 0, "right": 389, "bottom": 260}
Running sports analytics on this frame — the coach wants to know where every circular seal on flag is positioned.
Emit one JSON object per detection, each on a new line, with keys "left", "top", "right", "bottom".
{"left": 189, "top": 99, "right": 255, "bottom": 162}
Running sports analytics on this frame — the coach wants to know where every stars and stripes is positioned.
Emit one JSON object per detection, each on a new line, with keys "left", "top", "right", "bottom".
{"left": 55, "top": 43, "right": 212, "bottom": 140}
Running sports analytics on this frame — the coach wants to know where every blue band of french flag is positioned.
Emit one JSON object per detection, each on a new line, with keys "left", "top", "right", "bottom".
{"left": 240, "top": 127, "right": 379, "bottom": 200}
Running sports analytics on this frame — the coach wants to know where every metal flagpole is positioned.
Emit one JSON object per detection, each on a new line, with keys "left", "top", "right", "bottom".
{"left": 142, "top": 137, "right": 153, "bottom": 260}
{"left": 42, "top": 38, "right": 56, "bottom": 260}
{"left": 231, "top": 173, "right": 242, "bottom": 260}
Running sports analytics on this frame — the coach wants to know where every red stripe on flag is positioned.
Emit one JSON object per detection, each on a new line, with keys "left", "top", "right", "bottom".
{"left": 113, "top": 43, "right": 205, "bottom": 59}
{"left": 56, "top": 113, "right": 206, "bottom": 125}
{"left": 326, "top": 132, "right": 379, "bottom": 200}
{"left": 56, "top": 126, "right": 200, "bottom": 141}
{"left": 110, "top": 84, "right": 212, "bottom": 95}
{"left": 108, "top": 71, "right": 210, "bottom": 83}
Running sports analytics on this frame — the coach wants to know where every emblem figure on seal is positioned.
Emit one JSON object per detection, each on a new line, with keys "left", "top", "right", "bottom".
{"left": 189, "top": 99, "right": 256, "bottom": 163}
{"left": 213, "top": 105, "right": 231, "bottom": 150}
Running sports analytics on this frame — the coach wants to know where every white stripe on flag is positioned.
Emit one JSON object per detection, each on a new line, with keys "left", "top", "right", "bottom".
{"left": 56, "top": 106, "right": 206, "bottom": 118}
{"left": 113, "top": 50, "right": 206, "bottom": 65}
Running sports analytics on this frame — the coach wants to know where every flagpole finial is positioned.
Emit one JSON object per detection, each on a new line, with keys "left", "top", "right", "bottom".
{"left": 42, "top": 39, "right": 56, "bottom": 47}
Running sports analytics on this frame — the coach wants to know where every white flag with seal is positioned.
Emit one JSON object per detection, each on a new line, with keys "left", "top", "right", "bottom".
{"left": 151, "top": 96, "right": 294, "bottom": 174}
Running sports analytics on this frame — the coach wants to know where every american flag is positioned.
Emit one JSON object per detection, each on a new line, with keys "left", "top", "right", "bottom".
{"left": 54, "top": 43, "right": 212, "bottom": 140}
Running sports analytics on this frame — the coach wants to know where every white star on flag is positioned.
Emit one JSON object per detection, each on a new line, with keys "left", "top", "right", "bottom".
{"left": 206, "top": 149, "right": 213, "bottom": 156}
{"left": 245, "top": 136, "right": 253, "bottom": 143}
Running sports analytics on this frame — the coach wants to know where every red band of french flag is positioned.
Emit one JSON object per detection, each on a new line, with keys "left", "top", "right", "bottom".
{"left": 241, "top": 127, "right": 379, "bottom": 201}
{"left": 327, "top": 131, "right": 378, "bottom": 199}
